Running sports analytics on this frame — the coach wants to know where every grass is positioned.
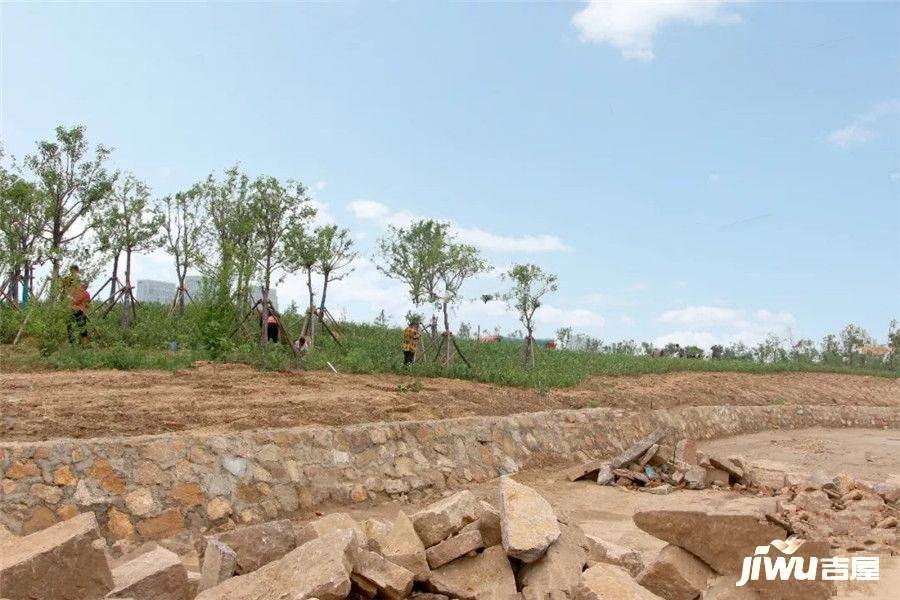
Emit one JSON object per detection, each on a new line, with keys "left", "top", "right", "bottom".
{"left": 2, "top": 303, "right": 896, "bottom": 388}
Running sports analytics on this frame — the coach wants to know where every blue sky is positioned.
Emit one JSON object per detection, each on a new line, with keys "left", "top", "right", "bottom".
{"left": 2, "top": 1, "right": 898, "bottom": 347}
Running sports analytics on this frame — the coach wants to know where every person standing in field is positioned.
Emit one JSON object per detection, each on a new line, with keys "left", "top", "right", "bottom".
{"left": 266, "top": 311, "right": 279, "bottom": 343}
{"left": 402, "top": 314, "right": 422, "bottom": 366}
{"left": 65, "top": 265, "right": 90, "bottom": 347}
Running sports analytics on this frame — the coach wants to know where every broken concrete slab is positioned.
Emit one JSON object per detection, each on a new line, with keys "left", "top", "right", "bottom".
{"left": 707, "top": 468, "right": 730, "bottom": 487}
{"left": 633, "top": 509, "right": 787, "bottom": 575}
{"left": 709, "top": 457, "right": 744, "bottom": 480}
{"left": 574, "top": 563, "right": 664, "bottom": 600}
{"left": 684, "top": 466, "right": 708, "bottom": 490}
{"left": 195, "top": 528, "right": 357, "bottom": 600}
{"left": 0, "top": 512, "right": 114, "bottom": 600}
{"left": 295, "top": 512, "right": 366, "bottom": 548}
{"left": 517, "top": 523, "right": 589, "bottom": 600}
{"left": 352, "top": 548, "right": 415, "bottom": 599}
{"left": 427, "top": 545, "right": 516, "bottom": 600}
{"left": 199, "top": 538, "right": 237, "bottom": 592}
{"left": 610, "top": 429, "right": 668, "bottom": 470}
{"left": 107, "top": 546, "right": 189, "bottom": 600}
{"left": 411, "top": 490, "right": 479, "bottom": 548}
{"left": 379, "top": 510, "right": 431, "bottom": 582}
{"left": 674, "top": 439, "right": 698, "bottom": 466}
{"left": 212, "top": 518, "right": 296, "bottom": 574}
{"left": 582, "top": 532, "right": 644, "bottom": 578}
{"left": 426, "top": 528, "right": 484, "bottom": 569}
{"left": 636, "top": 544, "right": 714, "bottom": 600}
{"left": 500, "top": 477, "right": 561, "bottom": 563}
{"left": 564, "top": 459, "right": 605, "bottom": 482}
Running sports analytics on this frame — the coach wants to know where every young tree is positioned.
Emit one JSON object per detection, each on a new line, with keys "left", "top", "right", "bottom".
{"left": 314, "top": 225, "right": 357, "bottom": 314}
{"left": 248, "top": 176, "right": 314, "bottom": 346}
{"left": 840, "top": 323, "right": 872, "bottom": 367}
{"left": 101, "top": 173, "right": 162, "bottom": 327}
{"left": 287, "top": 229, "right": 323, "bottom": 344}
{"left": 501, "top": 263, "right": 558, "bottom": 368}
{"left": 158, "top": 186, "right": 207, "bottom": 315}
{"left": 887, "top": 320, "right": 900, "bottom": 369}
{"left": 25, "top": 126, "right": 114, "bottom": 278}
{"left": 199, "top": 166, "right": 253, "bottom": 310}
{"left": 556, "top": 327, "right": 573, "bottom": 349}
{"left": 0, "top": 160, "right": 47, "bottom": 304}
{"left": 377, "top": 220, "right": 489, "bottom": 366}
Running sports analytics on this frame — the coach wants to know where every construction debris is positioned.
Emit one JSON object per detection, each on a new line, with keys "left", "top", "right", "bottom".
{"left": 5, "top": 466, "right": 895, "bottom": 600}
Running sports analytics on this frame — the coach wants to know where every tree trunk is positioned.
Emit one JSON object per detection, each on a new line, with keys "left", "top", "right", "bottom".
{"left": 259, "top": 285, "right": 269, "bottom": 348}
{"left": 177, "top": 268, "right": 186, "bottom": 316}
{"left": 109, "top": 252, "right": 120, "bottom": 303}
{"left": 319, "top": 274, "right": 329, "bottom": 313}
{"left": 525, "top": 331, "right": 535, "bottom": 369}
{"left": 442, "top": 301, "right": 451, "bottom": 366}
{"left": 306, "top": 269, "right": 316, "bottom": 345}
{"left": 121, "top": 249, "right": 133, "bottom": 328}
{"left": 10, "top": 265, "right": 20, "bottom": 306}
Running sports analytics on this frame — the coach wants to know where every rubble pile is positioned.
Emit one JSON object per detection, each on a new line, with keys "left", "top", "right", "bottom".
{"left": 0, "top": 479, "right": 655, "bottom": 600}
{"left": 2, "top": 464, "right": 896, "bottom": 600}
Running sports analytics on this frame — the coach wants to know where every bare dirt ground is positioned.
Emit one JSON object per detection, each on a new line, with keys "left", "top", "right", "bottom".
{"left": 701, "top": 427, "right": 900, "bottom": 483}
{"left": 1, "top": 363, "right": 898, "bottom": 441}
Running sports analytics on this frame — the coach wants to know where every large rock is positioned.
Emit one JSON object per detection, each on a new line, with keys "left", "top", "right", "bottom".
{"left": 475, "top": 501, "right": 502, "bottom": 547}
{"left": 636, "top": 544, "right": 714, "bottom": 600}
{"left": 426, "top": 528, "right": 484, "bottom": 569}
{"left": 295, "top": 512, "right": 366, "bottom": 547}
{"left": 411, "top": 491, "right": 479, "bottom": 547}
{"left": 199, "top": 538, "right": 237, "bottom": 592}
{"left": 0, "top": 512, "right": 114, "bottom": 600}
{"left": 703, "top": 576, "right": 760, "bottom": 599}
{"left": 574, "top": 563, "right": 664, "bottom": 600}
{"left": 212, "top": 518, "right": 297, "bottom": 574}
{"left": 380, "top": 511, "right": 431, "bottom": 582}
{"left": 499, "top": 477, "right": 560, "bottom": 563}
{"left": 427, "top": 546, "right": 516, "bottom": 600}
{"left": 517, "top": 523, "right": 590, "bottom": 600}
{"left": 352, "top": 548, "right": 415, "bottom": 599}
{"left": 581, "top": 529, "right": 644, "bottom": 578}
{"left": 107, "top": 546, "right": 189, "bottom": 600}
{"left": 195, "top": 528, "right": 357, "bottom": 600}
{"left": 633, "top": 509, "right": 786, "bottom": 574}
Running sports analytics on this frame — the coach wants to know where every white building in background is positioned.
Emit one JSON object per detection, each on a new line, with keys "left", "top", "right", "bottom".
{"left": 136, "top": 279, "right": 177, "bottom": 304}
{"left": 137, "top": 276, "right": 277, "bottom": 310}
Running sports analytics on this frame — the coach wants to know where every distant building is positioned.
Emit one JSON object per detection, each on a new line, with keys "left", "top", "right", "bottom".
{"left": 137, "top": 276, "right": 277, "bottom": 309}
{"left": 136, "top": 279, "right": 176, "bottom": 304}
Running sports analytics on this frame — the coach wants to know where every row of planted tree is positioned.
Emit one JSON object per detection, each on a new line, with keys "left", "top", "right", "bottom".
{"left": 1, "top": 125, "right": 557, "bottom": 367}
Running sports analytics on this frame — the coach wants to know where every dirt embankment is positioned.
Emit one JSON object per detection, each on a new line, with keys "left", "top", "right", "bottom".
{"left": 1, "top": 363, "right": 897, "bottom": 442}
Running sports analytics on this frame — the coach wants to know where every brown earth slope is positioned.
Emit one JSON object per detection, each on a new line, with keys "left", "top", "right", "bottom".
{"left": 1, "top": 363, "right": 897, "bottom": 441}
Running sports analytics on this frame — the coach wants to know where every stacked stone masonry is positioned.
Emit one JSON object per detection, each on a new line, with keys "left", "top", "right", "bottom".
{"left": 1, "top": 404, "right": 897, "bottom": 541}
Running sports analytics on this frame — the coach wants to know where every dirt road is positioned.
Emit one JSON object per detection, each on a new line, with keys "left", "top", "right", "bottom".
{"left": 1, "top": 363, "right": 897, "bottom": 441}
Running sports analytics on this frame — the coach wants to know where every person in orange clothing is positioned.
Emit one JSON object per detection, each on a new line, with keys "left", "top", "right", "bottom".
{"left": 66, "top": 265, "right": 90, "bottom": 347}
{"left": 402, "top": 313, "right": 422, "bottom": 366}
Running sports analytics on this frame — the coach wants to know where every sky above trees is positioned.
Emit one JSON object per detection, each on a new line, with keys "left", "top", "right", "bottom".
{"left": 2, "top": 1, "right": 897, "bottom": 345}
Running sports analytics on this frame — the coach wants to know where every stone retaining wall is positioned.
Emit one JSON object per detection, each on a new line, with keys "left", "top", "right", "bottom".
{"left": 1, "top": 404, "right": 897, "bottom": 541}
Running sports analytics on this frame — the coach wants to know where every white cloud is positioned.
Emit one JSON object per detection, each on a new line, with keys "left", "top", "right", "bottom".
{"left": 348, "top": 199, "right": 391, "bottom": 221}
{"left": 454, "top": 227, "right": 570, "bottom": 253}
{"left": 347, "top": 199, "right": 569, "bottom": 253}
{"left": 535, "top": 304, "right": 606, "bottom": 334}
{"left": 654, "top": 305, "right": 796, "bottom": 347}
{"left": 308, "top": 199, "right": 335, "bottom": 226}
{"left": 313, "top": 180, "right": 328, "bottom": 191}
{"left": 827, "top": 99, "right": 900, "bottom": 149}
{"left": 571, "top": 0, "right": 740, "bottom": 61}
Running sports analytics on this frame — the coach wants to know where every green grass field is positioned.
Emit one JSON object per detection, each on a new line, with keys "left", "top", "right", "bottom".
{"left": 3, "top": 301, "right": 895, "bottom": 389}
